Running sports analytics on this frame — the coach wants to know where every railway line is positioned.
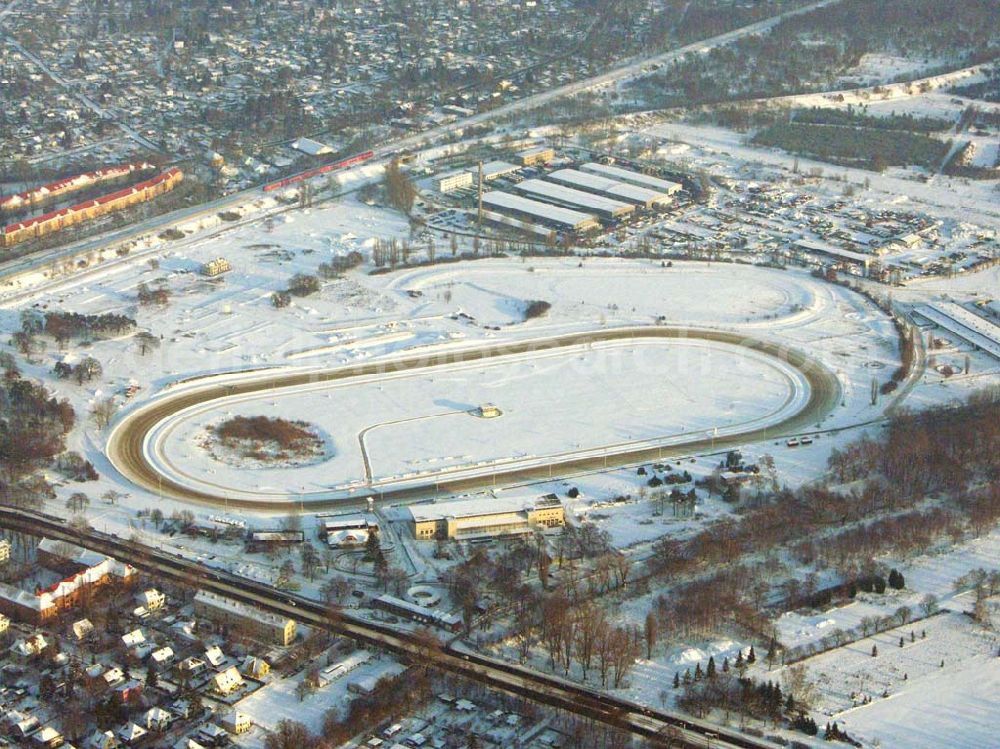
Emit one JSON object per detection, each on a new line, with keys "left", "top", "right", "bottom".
{"left": 0, "top": 505, "right": 779, "bottom": 749}
{"left": 106, "top": 326, "right": 842, "bottom": 511}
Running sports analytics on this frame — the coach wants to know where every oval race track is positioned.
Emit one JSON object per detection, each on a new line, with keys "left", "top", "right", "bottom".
{"left": 106, "top": 326, "right": 842, "bottom": 511}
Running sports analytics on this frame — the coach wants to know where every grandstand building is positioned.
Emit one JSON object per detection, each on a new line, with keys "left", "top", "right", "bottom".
{"left": 408, "top": 495, "right": 565, "bottom": 541}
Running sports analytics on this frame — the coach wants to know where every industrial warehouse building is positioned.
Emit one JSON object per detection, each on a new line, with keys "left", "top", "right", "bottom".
{"left": 193, "top": 591, "right": 297, "bottom": 646}
{"left": 579, "top": 163, "right": 683, "bottom": 195}
{"left": 545, "top": 169, "right": 673, "bottom": 209}
{"left": 408, "top": 495, "right": 565, "bottom": 540}
{"left": 435, "top": 170, "right": 473, "bottom": 193}
{"left": 479, "top": 210, "right": 556, "bottom": 242}
{"left": 482, "top": 191, "right": 599, "bottom": 233}
{"left": 516, "top": 146, "right": 555, "bottom": 166}
{"left": 479, "top": 160, "right": 521, "bottom": 182}
{"left": 515, "top": 178, "right": 634, "bottom": 220}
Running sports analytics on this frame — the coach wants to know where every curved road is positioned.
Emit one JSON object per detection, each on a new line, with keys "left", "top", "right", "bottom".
{"left": 106, "top": 326, "right": 841, "bottom": 511}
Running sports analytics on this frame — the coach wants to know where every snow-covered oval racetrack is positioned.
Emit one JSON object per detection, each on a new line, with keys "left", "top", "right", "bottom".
{"left": 105, "top": 327, "right": 842, "bottom": 511}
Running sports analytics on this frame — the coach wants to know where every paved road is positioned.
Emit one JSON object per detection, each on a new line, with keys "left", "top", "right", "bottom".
{"left": 106, "top": 326, "right": 841, "bottom": 511}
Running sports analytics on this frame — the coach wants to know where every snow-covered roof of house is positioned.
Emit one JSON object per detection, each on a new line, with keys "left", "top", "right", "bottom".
{"left": 204, "top": 646, "right": 225, "bottom": 667}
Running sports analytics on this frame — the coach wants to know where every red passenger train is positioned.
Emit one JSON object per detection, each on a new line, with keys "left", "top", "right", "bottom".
{"left": 262, "top": 150, "right": 375, "bottom": 192}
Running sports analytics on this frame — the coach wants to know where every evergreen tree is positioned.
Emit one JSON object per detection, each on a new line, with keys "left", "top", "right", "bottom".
{"left": 747, "top": 645, "right": 756, "bottom": 664}
{"left": 673, "top": 672, "right": 680, "bottom": 689}
{"left": 722, "top": 656, "right": 730, "bottom": 673}
{"left": 694, "top": 662, "right": 703, "bottom": 680}
{"left": 706, "top": 657, "right": 716, "bottom": 679}
{"left": 872, "top": 644, "right": 878, "bottom": 657}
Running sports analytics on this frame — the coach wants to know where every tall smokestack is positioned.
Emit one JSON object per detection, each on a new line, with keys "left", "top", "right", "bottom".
{"left": 477, "top": 160, "right": 484, "bottom": 229}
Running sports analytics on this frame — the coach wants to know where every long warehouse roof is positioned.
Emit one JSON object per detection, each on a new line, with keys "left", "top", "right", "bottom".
{"left": 924, "top": 302, "right": 1000, "bottom": 361}
{"left": 482, "top": 191, "right": 597, "bottom": 229}
{"left": 516, "top": 179, "right": 634, "bottom": 216}
{"left": 580, "top": 163, "right": 683, "bottom": 194}
{"left": 546, "top": 169, "right": 672, "bottom": 205}
{"left": 480, "top": 210, "right": 556, "bottom": 240}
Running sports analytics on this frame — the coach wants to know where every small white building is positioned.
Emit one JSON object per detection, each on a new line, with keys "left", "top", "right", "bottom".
{"left": 435, "top": 170, "right": 472, "bottom": 193}
{"left": 291, "top": 137, "right": 333, "bottom": 156}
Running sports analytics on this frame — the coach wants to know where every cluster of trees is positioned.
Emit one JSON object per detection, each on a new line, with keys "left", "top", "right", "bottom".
{"left": 642, "top": 390, "right": 999, "bottom": 682}
{"left": 273, "top": 273, "right": 321, "bottom": 307}
{"left": 535, "top": 594, "right": 641, "bottom": 687}
{"left": 14, "top": 310, "right": 135, "bottom": 351}
{"left": 53, "top": 356, "right": 103, "bottom": 385}
{"left": 792, "top": 107, "right": 951, "bottom": 133}
{"left": 677, "top": 669, "right": 810, "bottom": 728}
{"left": 632, "top": 0, "right": 998, "bottom": 117}
{"left": 137, "top": 282, "right": 171, "bottom": 306}
{"left": 288, "top": 273, "right": 320, "bottom": 296}
{"left": 777, "top": 0, "right": 1000, "bottom": 64}
{"left": 383, "top": 159, "right": 417, "bottom": 214}
{"left": 0, "top": 367, "right": 75, "bottom": 500}
{"left": 829, "top": 389, "right": 999, "bottom": 498}
{"left": 523, "top": 300, "right": 552, "bottom": 320}
{"left": 318, "top": 251, "right": 363, "bottom": 279}
{"left": 652, "top": 567, "right": 774, "bottom": 647}
{"left": 752, "top": 123, "right": 950, "bottom": 172}
{"left": 215, "top": 416, "right": 319, "bottom": 452}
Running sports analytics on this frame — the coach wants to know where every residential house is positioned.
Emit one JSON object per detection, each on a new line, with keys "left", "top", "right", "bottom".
{"left": 144, "top": 707, "right": 173, "bottom": 732}
{"left": 71, "top": 618, "right": 94, "bottom": 640}
{"left": 241, "top": 655, "right": 270, "bottom": 679}
{"left": 212, "top": 666, "right": 244, "bottom": 696}
{"left": 219, "top": 711, "right": 252, "bottom": 735}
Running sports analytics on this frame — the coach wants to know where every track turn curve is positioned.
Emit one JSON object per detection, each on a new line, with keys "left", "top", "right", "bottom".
{"left": 106, "top": 326, "right": 842, "bottom": 511}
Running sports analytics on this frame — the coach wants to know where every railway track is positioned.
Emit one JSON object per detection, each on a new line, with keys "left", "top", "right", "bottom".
{"left": 0, "top": 506, "right": 780, "bottom": 749}
{"left": 106, "top": 326, "right": 842, "bottom": 511}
